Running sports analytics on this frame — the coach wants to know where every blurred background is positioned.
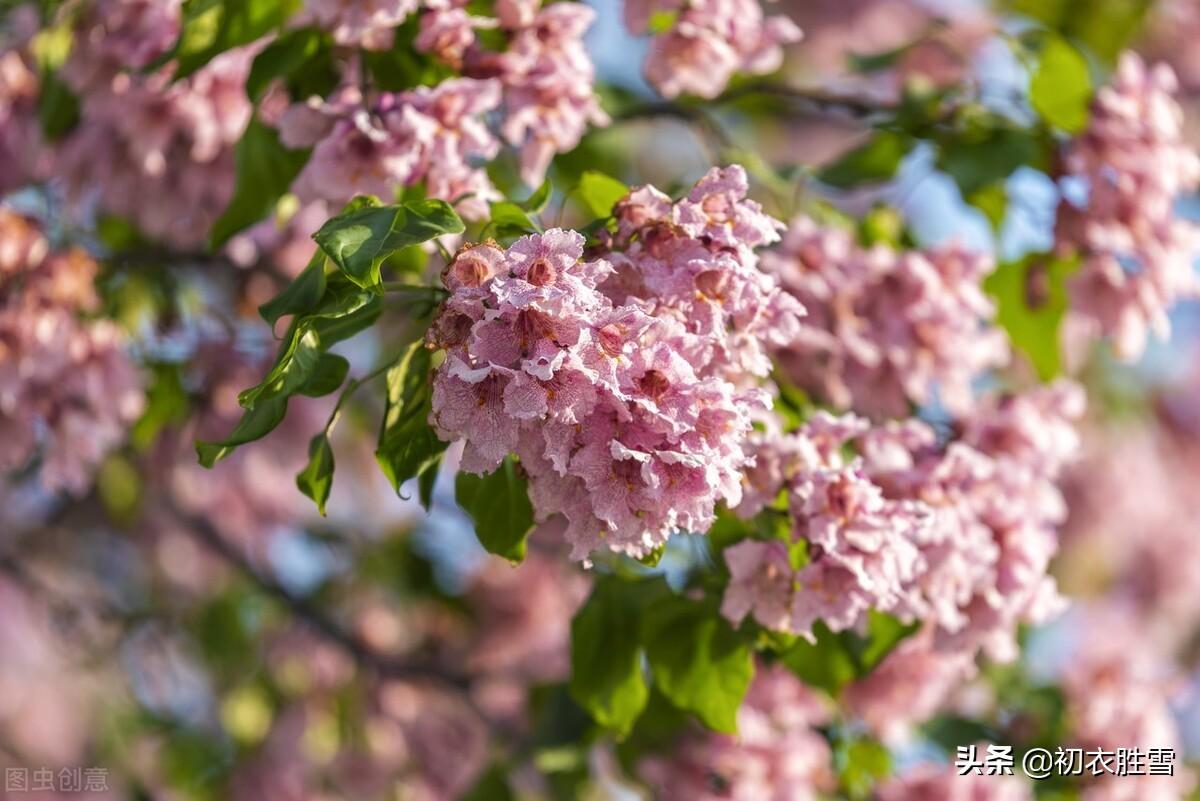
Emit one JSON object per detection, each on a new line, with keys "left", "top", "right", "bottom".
{"left": 1, "top": 0, "right": 1199, "bottom": 799}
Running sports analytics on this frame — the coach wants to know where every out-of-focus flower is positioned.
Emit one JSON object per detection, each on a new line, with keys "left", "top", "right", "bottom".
{"left": 0, "top": 210, "right": 143, "bottom": 494}
{"left": 625, "top": 0, "right": 802, "bottom": 99}
{"left": 637, "top": 664, "right": 834, "bottom": 801}
{"left": 765, "top": 216, "right": 1009, "bottom": 419}
{"left": 1057, "top": 53, "right": 1200, "bottom": 360}
{"left": 876, "top": 760, "right": 1034, "bottom": 801}
{"left": 53, "top": 0, "right": 255, "bottom": 248}
{"left": 721, "top": 382, "right": 1083, "bottom": 662}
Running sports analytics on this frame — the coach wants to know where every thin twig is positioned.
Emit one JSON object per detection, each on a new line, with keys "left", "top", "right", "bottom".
{"left": 165, "top": 500, "right": 470, "bottom": 689}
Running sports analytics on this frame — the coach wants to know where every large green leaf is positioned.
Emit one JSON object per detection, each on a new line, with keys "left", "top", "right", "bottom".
{"left": 455, "top": 458, "right": 534, "bottom": 562}
{"left": 210, "top": 117, "right": 311, "bottom": 248}
{"left": 1030, "top": 36, "right": 1093, "bottom": 133}
{"left": 313, "top": 200, "right": 464, "bottom": 289}
{"left": 985, "top": 252, "right": 1078, "bottom": 381}
{"left": 375, "top": 342, "right": 447, "bottom": 504}
{"left": 642, "top": 595, "right": 754, "bottom": 734}
{"left": 779, "top": 612, "right": 918, "bottom": 696}
{"left": 569, "top": 576, "right": 651, "bottom": 738}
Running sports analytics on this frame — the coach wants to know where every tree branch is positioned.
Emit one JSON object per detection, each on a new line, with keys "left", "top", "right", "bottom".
{"left": 165, "top": 500, "right": 471, "bottom": 689}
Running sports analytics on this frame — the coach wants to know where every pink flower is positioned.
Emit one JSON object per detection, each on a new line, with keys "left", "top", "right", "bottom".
{"left": 637, "top": 665, "right": 834, "bottom": 801}
{"left": 877, "top": 761, "right": 1034, "bottom": 801}
{"left": 0, "top": 211, "right": 143, "bottom": 495}
{"left": 300, "top": 0, "right": 419, "bottom": 50}
{"left": 1057, "top": 52, "right": 1200, "bottom": 360}
{"left": 428, "top": 169, "right": 795, "bottom": 560}
{"left": 628, "top": 0, "right": 802, "bottom": 99}
{"left": 765, "top": 216, "right": 1010, "bottom": 418}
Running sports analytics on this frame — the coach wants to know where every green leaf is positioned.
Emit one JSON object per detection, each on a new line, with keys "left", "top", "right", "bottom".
{"left": 461, "top": 763, "right": 515, "bottom": 801}
{"left": 521, "top": 179, "right": 553, "bottom": 214}
{"left": 857, "top": 611, "right": 918, "bottom": 672}
{"left": 819, "top": 131, "right": 914, "bottom": 188}
{"left": 237, "top": 327, "right": 324, "bottom": 409}
{"left": 967, "top": 182, "right": 1008, "bottom": 231}
{"left": 642, "top": 595, "right": 754, "bottom": 734}
{"left": 569, "top": 576, "right": 650, "bottom": 737}
{"left": 1030, "top": 36, "right": 1092, "bottom": 133}
{"left": 456, "top": 459, "right": 534, "bottom": 562}
{"left": 244, "top": 27, "right": 336, "bottom": 101}
{"left": 259, "top": 251, "right": 328, "bottom": 328}
{"left": 313, "top": 200, "right": 464, "bottom": 290}
{"left": 489, "top": 200, "right": 540, "bottom": 239}
{"left": 36, "top": 69, "right": 79, "bottom": 141}
{"left": 577, "top": 171, "right": 629, "bottom": 218}
{"left": 296, "top": 433, "right": 334, "bottom": 515}
{"left": 984, "top": 252, "right": 1078, "bottom": 381}
{"left": 361, "top": 16, "right": 454, "bottom": 91}
{"left": 297, "top": 353, "right": 349, "bottom": 398}
{"left": 937, "top": 125, "right": 1043, "bottom": 197}
{"left": 131, "top": 363, "right": 190, "bottom": 450}
{"left": 1005, "top": 0, "right": 1150, "bottom": 64}
{"left": 646, "top": 10, "right": 679, "bottom": 35}
{"left": 156, "top": 0, "right": 302, "bottom": 82}
{"left": 375, "top": 342, "right": 448, "bottom": 503}
{"left": 196, "top": 396, "right": 288, "bottom": 468}
{"left": 210, "top": 117, "right": 311, "bottom": 247}
{"left": 779, "top": 622, "right": 859, "bottom": 696}
{"left": 836, "top": 736, "right": 892, "bottom": 800}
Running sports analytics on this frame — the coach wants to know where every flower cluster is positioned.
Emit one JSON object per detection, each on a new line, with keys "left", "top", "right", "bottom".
{"left": 637, "top": 665, "right": 834, "bottom": 801}
{"left": 283, "top": 79, "right": 502, "bottom": 220}
{"left": 1059, "top": 604, "right": 1196, "bottom": 801}
{"left": 300, "top": 0, "right": 416, "bottom": 50}
{"left": 0, "top": 8, "right": 45, "bottom": 195}
{"left": 876, "top": 761, "right": 1033, "bottom": 801}
{"left": 48, "top": 0, "right": 254, "bottom": 249}
{"left": 427, "top": 166, "right": 802, "bottom": 560}
{"left": 722, "top": 381, "right": 1084, "bottom": 661}
{"left": 474, "top": 2, "right": 609, "bottom": 187}
{"left": 842, "top": 626, "right": 977, "bottom": 744}
{"left": 624, "top": 0, "right": 802, "bottom": 99}
{"left": 1057, "top": 52, "right": 1200, "bottom": 360}
{"left": 763, "top": 216, "right": 1010, "bottom": 418}
{"left": 0, "top": 209, "right": 143, "bottom": 494}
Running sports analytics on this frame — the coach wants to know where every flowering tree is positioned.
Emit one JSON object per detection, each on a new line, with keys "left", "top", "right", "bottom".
{"left": 2, "top": 0, "right": 1200, "bottom": 799}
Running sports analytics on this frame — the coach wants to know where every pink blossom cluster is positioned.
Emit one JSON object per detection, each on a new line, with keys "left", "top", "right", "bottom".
{"left": 1057, "top": 52, "right": 1200, "bottom": 360}
{"left": 1059, "top": 413, "right": 1200, "bottom": 655}
{"left": 875, "top": 760, "right": 1034, "bottom": 801}
{"left": 637, "top": 664, "right": 834, "bottom": 801}
{"left": 842, "top": 626, "right": 977, "bottom": 744}
{"left": 1060, "top": 604, "right": 1196, "bottom": 801}
{"left": 284, "top": 0, "right": 607, "bottom": 209}
{"left": 51, "top": 0, "right": 255, "bottom": 249}
{"left": 300, "top": 0, "right": 417, "bottom": 50}
{"left": 281, "top": 79, "right": 502, "bottom": 220}
{"left": 0, "top": 209, "right": 144, "bottom": 494}
{"left": 763, "top": 215, "right": 1010, "bottom": 419}
{"left": 623, "top": 0, "right": 803, "bottom": 99}
{"left": 427, "top": 166, "right": 803, "bottom": 560}
{"left": 722, "top": 381, "right": 1084, "bottom": 661}
{"left": 0, "top": 8, "right": 46, "bottom": 194}
{"left": 419, "top": 0, "right": 609, "bottom": 187}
